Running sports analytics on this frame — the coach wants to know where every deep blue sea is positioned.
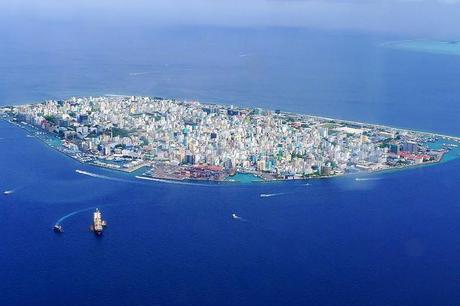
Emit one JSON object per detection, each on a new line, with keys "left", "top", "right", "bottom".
{"left": 1, "top": 26, "right": 460, "bottom": 306}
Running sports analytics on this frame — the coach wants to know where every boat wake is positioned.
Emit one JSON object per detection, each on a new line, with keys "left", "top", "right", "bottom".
{"left": 128, "top": 72, "right": 150, "bottom": 76}
{"left": 354, "top": 177, "right": 383, "bottom": 182}
{"left": 75, "top": 169, "right": 135, "bottom": 184}
{"left": 55, "top": 206, "right": 100, "bottom": 226}
{"left": 135, "top": 175, "right": 217, "bottom": 187}
{"left": 3, "top": 186, "right": 23, "bottom": 195}
{"left": 260, "top": 192, "right": 287, "bottom": 198}
{"left": 232, "top": 213, "right": 247, "bottom": 222}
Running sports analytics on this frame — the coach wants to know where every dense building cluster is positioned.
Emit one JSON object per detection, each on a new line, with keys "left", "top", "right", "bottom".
{"left": 4, "top": 96, "right": 442, "bottom": 180}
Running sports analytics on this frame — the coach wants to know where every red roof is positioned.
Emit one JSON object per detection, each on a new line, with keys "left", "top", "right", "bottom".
{"left": 193, "top": 165, "right": 223, "bottom": 172}
{"left": 399, "top": 152, "right": 430, "bottom": 160}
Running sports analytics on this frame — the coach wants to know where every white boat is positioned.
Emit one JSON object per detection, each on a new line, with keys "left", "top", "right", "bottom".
{"left": 232, "top": 213, "right": 239, "bottom": 219}
{"left": 53, "top": 224, "right": 64, "bottom": 233}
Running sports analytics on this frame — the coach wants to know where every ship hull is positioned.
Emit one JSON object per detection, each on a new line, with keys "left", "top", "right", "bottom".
{"left": 91, "top": 208, "right": 106, "bottom": 236}
{"left": 90, "top": 225, "right": 104, "bottom": 236}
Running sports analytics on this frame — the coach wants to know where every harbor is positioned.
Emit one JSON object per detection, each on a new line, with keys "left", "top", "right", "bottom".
{"left": 2, "top": 96, "right": 459, "bottom": 184}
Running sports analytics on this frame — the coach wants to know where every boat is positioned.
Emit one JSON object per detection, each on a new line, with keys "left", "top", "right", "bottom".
{"left": 232, "top": 213, "right": 239, "bottom": 220}
{"left": 90, "top": 208, "right": 107, "bottom": 236}
{"left": 3, "top": 190, "right": 14, "bottom": 195}
{"left": 53, "top": 224, "right": 64, "bottom": 233}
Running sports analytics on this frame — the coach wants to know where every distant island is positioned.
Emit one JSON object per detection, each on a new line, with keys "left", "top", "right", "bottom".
{"left": 1, "top": 96, "right": 459, "bottom": 182}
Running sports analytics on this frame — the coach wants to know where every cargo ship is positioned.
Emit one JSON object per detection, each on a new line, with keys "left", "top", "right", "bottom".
{"left": 90, "top": 208, "right": 107, "bottom": 236}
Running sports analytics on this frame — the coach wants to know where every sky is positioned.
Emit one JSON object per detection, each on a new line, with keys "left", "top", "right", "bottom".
{"left": 1, "top": 0, "right": 460, "bottom": 37}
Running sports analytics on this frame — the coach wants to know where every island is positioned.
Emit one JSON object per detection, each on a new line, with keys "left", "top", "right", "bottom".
{"left": 1, "top": 96, "right": 459, "bottom": 182}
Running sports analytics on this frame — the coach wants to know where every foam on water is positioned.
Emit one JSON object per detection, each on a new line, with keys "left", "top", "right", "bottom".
{"left": 128, "top": 72, "right": 150, "bottom": 76}
{"left": 75, "top": 169, "right": 137, "bottom": 184}
{"left": 260, "top": 192, "right": 287, "bottom": 198}
{"left": 3, "top": 186, "right": 24, "bottom": 195}
{"left": 355, "top": 177, "right": 383, "bottom": 181}
{"left": 135, "top": 175, "right": 220, "bottom": 187}
{"left": 55, "top": 206, "right": 100, "bottom": 226}
{"left": 232, "top": 214, "right": 247, "bottom": 222}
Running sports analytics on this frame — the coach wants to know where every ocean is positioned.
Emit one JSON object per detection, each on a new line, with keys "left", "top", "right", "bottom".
{"left": 1, "top": 26, "right": 460, "bottom": 306}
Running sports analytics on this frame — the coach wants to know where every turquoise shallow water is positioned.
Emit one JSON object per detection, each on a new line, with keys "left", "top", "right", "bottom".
{"left": 226, "top": 173, "right": 264, "bottom": 183}
{"left": 383, "top": 40, "right": 460, "bottom": 56}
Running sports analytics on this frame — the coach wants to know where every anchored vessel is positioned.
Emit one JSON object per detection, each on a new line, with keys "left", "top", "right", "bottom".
{"left": 90, "top": 208, "right": 107, "bottom": 236}
{"left": 53, "top": 224, "right": 64, "bottom": 233}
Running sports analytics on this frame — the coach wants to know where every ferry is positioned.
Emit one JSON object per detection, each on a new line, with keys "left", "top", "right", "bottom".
{"left": 53, "top": 224, "right": 64, "bottom": 233}
{"left": 90, "top": 208, "right": 107, "bottom": 236}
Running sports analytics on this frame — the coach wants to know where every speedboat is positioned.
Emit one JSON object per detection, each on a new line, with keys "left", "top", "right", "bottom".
{"left": 53, "top": 224, "right": 64, "bottom": 233}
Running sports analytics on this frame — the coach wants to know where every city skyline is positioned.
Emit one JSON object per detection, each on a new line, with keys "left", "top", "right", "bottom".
{"left": 3, "top": 95, "right": 455, "bottom": 183}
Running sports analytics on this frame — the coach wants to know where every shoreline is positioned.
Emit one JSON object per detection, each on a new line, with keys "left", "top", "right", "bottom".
{"left": 2, "top": 117, "right": 456, "bottom": 186}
